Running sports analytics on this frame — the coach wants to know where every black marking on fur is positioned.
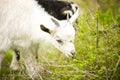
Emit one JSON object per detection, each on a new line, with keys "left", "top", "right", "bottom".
{"left": 36, "top": 0, "right": 74, "bottom": 20}
{"left": 40, "top": 25, "right": 50, "bottom": 34}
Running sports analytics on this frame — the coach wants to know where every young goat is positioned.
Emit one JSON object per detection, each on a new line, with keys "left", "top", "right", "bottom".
{"left": 0, "top": 0, "right": 79, "bottom": 77}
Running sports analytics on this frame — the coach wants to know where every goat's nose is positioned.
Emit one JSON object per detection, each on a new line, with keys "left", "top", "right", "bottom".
{"left": 70, "top": 50, "right": 76, "bottom": 56}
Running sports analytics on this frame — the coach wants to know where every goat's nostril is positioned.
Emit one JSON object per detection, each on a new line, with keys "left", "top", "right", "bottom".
{"left": 70, "top": 50, "right": 76, "bottom": 56}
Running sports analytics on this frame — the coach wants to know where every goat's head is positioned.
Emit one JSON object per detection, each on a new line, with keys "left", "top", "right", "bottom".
{"left": 39, "top": 3, "right": 79, "bottom": 57}
{"left": 40, "top": 17, "right": 76, "bottom": 57}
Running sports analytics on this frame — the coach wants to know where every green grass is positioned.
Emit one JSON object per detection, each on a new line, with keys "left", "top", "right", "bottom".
{"left": 1, "top": 0, "right": 120, "bottom": 80}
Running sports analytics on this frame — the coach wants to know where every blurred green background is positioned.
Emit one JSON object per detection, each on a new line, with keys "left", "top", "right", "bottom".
{"left": 0, "top": 0, "right": 120, "bottom": 80}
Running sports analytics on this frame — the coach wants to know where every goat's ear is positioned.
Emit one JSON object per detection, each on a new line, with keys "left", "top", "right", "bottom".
{"left": 51, "top": 18, "right": 60, "bottom": 27}
{"left": 40, "top": 25, "right": 50, "bottom": 34}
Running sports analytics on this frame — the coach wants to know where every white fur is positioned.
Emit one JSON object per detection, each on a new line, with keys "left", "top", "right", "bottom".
{"left": 0, "top": 0, "right": 79, "bottom": 77}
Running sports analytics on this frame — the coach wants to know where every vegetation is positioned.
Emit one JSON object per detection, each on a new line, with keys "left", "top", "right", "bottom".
{"left": 0, "top": 0, "right": 120, "bottom": 80}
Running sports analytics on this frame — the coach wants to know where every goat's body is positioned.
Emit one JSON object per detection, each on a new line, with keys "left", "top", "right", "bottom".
{"left": 0, "top": 0, "right": 58, "bottom": 76}
{"left": 0, "top": 0, "right": 54, "bottom": 70}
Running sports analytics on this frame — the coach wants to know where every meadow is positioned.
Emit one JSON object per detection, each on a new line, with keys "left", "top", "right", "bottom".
{"left": 0, "top": 0, "right": 120, "bottom": 80}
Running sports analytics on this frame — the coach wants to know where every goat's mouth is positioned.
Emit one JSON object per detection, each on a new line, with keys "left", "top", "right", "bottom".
{"left": 70, "top": 50, "right": 76, "bottom": 56}
{"left": 71, "top": 52, "right": 76, "bottom": 59}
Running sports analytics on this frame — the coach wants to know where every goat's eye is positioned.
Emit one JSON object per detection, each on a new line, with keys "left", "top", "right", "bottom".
{"left": 56, "top": 39, "right": 63, "bottom": 43}
{"left": 70, "top": 40, "right": 74, "bottom": 43}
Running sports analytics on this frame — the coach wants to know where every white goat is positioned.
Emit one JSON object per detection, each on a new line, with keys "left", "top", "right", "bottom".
{"left": 0, "top": 0, "right": 79, "bottom": 77}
